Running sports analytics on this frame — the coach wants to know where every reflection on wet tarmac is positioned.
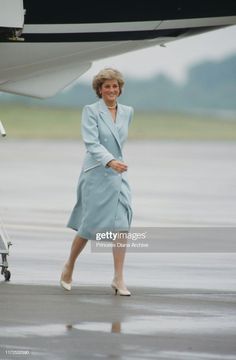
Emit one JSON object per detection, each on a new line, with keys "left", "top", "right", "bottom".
{"left": 0, "top": 322, "right": 122, "bottom": 338}
{"left": 66, "top": 321, "right": 122, "bottom": 334}
{"left": 67, "top": 315, "right": 236, "bottom": 335}
{"left": 2, "top": 313, "right": 236, "bottom": 338}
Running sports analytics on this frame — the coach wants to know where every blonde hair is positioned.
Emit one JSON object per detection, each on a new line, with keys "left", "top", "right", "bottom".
{"left": 92, "top": 68, "right": 125, "bottom": 98}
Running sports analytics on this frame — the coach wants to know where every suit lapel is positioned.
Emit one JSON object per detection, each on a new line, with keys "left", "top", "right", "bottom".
{"left": 98, "top": 99, "right": 122, "bottom": 151}
{"left": 115, "top": 103, "right": 124, "bottom": 127}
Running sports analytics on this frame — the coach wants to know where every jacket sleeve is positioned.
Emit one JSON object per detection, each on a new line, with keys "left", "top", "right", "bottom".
{"left": 81, "top": 105, "right": 115, "bottom": 167}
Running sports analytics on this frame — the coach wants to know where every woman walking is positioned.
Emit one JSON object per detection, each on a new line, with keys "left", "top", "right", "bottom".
{"left": 60, "top": 68, "right": 134, "bottom": 295}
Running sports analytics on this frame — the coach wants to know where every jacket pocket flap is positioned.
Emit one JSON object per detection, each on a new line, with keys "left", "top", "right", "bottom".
{"left": 83, "top": 164, "right": 101, "bottom": 172}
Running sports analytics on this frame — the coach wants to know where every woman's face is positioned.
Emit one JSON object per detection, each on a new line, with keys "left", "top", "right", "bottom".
{"left": 100, "top": 79, "right": 120, "bottom": 103}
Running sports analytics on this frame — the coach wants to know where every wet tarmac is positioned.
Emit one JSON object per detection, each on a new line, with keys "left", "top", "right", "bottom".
{"left": 0, "top": 140, "right": 236, "bottom": 359}
{"left": 1, "top": 284, "right": 236, "bottom": 359}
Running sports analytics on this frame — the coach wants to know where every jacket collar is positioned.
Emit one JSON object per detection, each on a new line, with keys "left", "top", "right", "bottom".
{"left": 98, "top": 98, "right": 122, "bottom": 150}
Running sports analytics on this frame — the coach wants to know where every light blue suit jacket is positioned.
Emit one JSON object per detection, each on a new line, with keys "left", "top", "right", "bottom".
{"left": 82, "top": 98, "right": 133, "bottom": 171}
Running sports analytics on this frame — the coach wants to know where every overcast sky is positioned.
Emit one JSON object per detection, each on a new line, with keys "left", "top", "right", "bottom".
{"left": 80, "top": 25, "right": 236, "bottom": 84}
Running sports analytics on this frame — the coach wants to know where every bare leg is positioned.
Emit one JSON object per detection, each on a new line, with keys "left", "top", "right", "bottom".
{"left": 61, "top": 234, "right": 88, "bottom": 282}
{"left": 112, "top": 232, "right": 129, "bottom": 289}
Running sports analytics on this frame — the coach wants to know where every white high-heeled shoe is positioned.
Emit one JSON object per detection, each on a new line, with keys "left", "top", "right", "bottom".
{"left": 60, "top": 279, "right": 72, "bottom": 291}
{"left": 111, "top": 280, "right": 131, "bottom": 296}
{"left": 60, "top": 265, "right": 72, "bottom": 291}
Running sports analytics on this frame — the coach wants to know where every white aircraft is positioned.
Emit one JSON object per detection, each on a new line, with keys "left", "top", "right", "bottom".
{"left": 0, "top": 0, "right": 236, "bottom": 98}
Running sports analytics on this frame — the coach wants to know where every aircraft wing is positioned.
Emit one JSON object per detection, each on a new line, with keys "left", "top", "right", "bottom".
{"left": 0, "top": 62, "right": 92, "bottom": 98}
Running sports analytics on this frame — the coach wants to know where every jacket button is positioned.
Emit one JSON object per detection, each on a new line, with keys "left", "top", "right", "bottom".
{"left": 104, "top": 173, "right": 108, "bottom": 176}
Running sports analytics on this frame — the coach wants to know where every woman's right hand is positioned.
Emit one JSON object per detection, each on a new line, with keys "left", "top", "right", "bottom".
{"left": 107, "top": 160, "right": 128, "bottom": 173}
